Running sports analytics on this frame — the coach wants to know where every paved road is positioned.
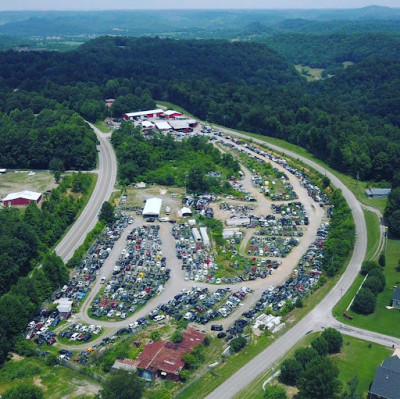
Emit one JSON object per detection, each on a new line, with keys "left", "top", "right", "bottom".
{"left": 55, "top": 124, "right": 117, "bottom": 262}
{"left": 205, "top": 129, "right": 371, "bottom": 399}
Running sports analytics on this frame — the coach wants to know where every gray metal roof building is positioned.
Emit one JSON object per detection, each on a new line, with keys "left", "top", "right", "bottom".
{"left": 368, "top": 356, "right": 400, "bottom": 399}
{"left": 365, "top": 188, "right": 392, "bottom": 198}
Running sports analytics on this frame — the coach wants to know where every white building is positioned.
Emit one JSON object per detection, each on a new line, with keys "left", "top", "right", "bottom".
{"left": 142, "top": 198, "right": 163, "bottom": 217}
{"left": 200, "top": 227, "right": 210, "bottom": 246}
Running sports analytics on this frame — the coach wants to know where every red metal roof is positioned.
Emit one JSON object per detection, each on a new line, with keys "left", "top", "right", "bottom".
{"left": 136, "top": 327, "right": 205, "bottom": 375}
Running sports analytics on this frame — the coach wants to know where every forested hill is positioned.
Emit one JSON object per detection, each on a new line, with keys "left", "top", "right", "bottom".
{"left": 0, "top": 36, "right": 300, "bottom": 88}
{"left": 0, "top": 35, "right": 399, "bottom": 185}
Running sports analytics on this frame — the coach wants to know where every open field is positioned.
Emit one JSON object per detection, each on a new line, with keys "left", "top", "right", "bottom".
{"left": 333, "top": 238, "right": 400, "bottom": 337}
{"left": 0, "top": 356, "right": 100, "bottom": 398}
{"left": 0, "top": 171, "right": 56, "bottom": 200}
{"left": 236, "top": 334, "right": 392, "bottom": 399}
{"left": 364, "top": 209, "right": 381, "bottom": 261}
{"left": 294, "top": 64, "right": 324, "bottom": 81}
{"left": 94, "top": 121, "right": 111, "bottom": 133}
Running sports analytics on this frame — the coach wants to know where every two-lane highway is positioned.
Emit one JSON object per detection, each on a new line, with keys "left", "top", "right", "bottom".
{"left": 205, "top": 128, "right": 370, "bottom": 399}
{"left": 55, "top": 124, "right": 117, "bottom": 262}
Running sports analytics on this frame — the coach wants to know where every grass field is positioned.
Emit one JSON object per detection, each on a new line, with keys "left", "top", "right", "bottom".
{"left": 236, "top": 334, "right": 392, "bottom": 399}
{"left": 0, "top": 171, "right": 56, "bottom": 199}
{"left": 0, "top": 356, "right": 100, "bottom": 398}
{"left": 364, "top": 209, "right": 381, "bottom": 261}
{"left": 333, "top": 336, "right": 392, "bottom": 397}
{"left": 333, "top": 238, "right": 400, "bottom": 337}
{"left": 94, "top": 121, "right": 111, "bottom": 133}
{"left": 294, "top": 64, "right": 324, "bottom": 81}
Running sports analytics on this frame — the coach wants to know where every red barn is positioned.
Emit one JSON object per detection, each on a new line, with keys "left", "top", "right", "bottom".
{"left": 163, "top": 110, "right": 183, "bottom": 119}
{"left": 2, "top": 190, "right": 42, "bottom": 206}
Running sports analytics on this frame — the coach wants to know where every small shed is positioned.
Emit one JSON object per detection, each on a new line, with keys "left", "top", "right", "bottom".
{"left": 54, "top": 298, "right": 73, "bottom": 314}
{"left": 135, "top": 182, "right": 146, "bottom": 189}
{"left": 391, "top": 288, "right": 400, "bottom": 309}
{"left": 143, "top": 198, "right": 163, "bottom": 217}
{"left": 180, "top": 207, "right": 192, "bottom": 217}
{"left": 365, "top": 188, "right": 392, "bottom": 198}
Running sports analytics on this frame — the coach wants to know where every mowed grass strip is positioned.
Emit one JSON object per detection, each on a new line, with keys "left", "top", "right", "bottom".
{"left": 364, "top": 209, "right": 381, "bottom": 261}
{"left": 334, "top": 238, "right": 400, "bottom": 337}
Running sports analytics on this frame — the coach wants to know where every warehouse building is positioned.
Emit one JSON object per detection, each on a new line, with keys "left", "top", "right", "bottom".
{"left": 142, "top": 198, "right": 163, "bottom": 217}
{"left": 2, "top": 190, "right": 42, "bottom": 206}
{"left": 123, "top": 109, "right": 164, "bottom": 121}
{"left": 365, "top": 188, "right": 392, "bottom": 198}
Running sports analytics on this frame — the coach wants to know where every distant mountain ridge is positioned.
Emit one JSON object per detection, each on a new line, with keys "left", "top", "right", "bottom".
{"left": 1, "top": 7, "right": 400, "bottom": 38}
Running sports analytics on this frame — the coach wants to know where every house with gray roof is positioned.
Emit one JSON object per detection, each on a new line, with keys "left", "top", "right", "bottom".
{"left": 368, "top": 355, "right": 400, "bottom": 399}
{"left": 365, "top": 188, "right": 392, "bottom": 198}
{"left": 391, "top": 288, "right": 400, "bottom": 309}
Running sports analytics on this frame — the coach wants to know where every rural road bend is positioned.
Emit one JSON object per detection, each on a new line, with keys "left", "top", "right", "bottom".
{"left": 205, "top": 129, "right": 368, "bottom": 399}
{"left": 55, "top": 124, "right": 117, "bottom": 263}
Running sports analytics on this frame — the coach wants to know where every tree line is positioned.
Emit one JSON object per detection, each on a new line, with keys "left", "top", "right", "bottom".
{"left": 0, "top": 36, "right": 398, "bottom": 187}
{"left": 0, "top": 172, "right": 94, "bottom": 365}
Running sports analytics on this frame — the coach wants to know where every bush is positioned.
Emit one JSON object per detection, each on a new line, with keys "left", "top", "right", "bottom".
{"left": 352, "top": 288, "right": 376, "bottom": 314}
{"left": 171, "top": 330, "right": 183, "bottom": 343}
{"left": 360, "top": 260, "right": 380, "bottom": 276}
{"left": 321, "top": 328, "right": 343, "bottom": 354}
{"left": 230, "top": 336, "right": 247, "bottom": 353}
{"left": 179, "top": 369, "right": 191, "bottom": 382}
{"left": 264, "top": 384, "right": 288, "bottom": 399}
{"left": 150, "top": 331, "right": 161, "bottom": 341}
{"left": 2, "top": 384, "right": 44, "bottom": 399}
{"left": 379, "top": 253, "right": 386, "bottom": 267}
{"left": 363, "top": 276, "right": 385, "bottom": 295}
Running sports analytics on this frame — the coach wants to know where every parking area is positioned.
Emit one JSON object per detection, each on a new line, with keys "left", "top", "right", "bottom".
{"left": 89, "top": 225, "right": 171, "bottom": 320}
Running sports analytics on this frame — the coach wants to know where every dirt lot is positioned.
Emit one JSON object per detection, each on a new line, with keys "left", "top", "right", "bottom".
{"left": 0, "top": 171, "right": 56, "bottom": 200}
{"left": 125, "top": 185, "right": 186, "bottom": 219}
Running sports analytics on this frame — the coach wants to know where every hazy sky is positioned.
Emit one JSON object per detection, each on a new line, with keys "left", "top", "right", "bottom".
{"left": 0, "top": 0, "right": 399, "bottom": 11}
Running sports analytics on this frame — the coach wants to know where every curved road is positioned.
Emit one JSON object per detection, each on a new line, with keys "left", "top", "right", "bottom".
{"left": 204, "top": 129, "right": 388, "bottom": 399}
{"left": 55, "top": 124, "right": 117, "bottom": 262}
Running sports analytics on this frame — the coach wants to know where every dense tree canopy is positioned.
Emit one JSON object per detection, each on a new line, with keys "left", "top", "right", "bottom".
{"left": 99, "top": 370, "right": 143, "bottom": 399}
{"left": 0, "top": 107, "right": 97, "bottom": 170}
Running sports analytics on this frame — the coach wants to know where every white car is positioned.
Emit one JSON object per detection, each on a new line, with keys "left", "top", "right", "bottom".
{"left": 153, "top": 315, "right": 165, "bottom": 322}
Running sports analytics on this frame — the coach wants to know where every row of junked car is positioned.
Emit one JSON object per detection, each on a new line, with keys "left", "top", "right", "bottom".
{"left": 90, "top": 224, "right": 170, "bottom": 319}
{"left": 58, "top": 323, "right": 102, "bottom": 342}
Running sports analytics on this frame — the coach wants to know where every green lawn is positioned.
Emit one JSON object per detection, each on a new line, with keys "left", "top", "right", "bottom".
{"left": 333, "top": 336, "right": 392, "bottom": 397}
{"left": 364, "top": 209, "right": 381, "bottom": 261}
{"left": 0, "top": 357, "right": 100, "bottom": 398}
{"left": 333, "top": 238, "right": 400, "bottom": 337}
{"left": 236, "top": 334, "right": 392, "bottom": 399}
{"left": 94, "top": 121, "right": 111, "bottom": 133}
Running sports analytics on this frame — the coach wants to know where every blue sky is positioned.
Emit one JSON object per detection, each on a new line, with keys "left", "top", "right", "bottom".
{"left": 0, "top": 0, "right": 399, "bottom": 11}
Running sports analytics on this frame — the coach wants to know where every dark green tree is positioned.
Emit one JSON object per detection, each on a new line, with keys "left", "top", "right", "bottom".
{"left": 99, "top": 370, "right": 143, "bottom": 399}
{"left": 321, "top": 328, "right": 343, "bottom": 354}
{"left": 363, "top": 276, "right": 385, "bottom": 295}
{"left": 264, "top": 384, "right": 288, "bottom": 399}
{"left": 311, "top": 336, "right": 329, "bottom": 356}
{"left": 279, "top": 358, "right": 303, "bottom": 386}
{"left": 230, "top": 336, "right": 247, "bottom": 353}
{"left": 342, "top": 376, "right": 362, "bottom": 399}
{"left": 294, "top": 346, "right": 319, "bottom": 368}
{"left": 378, "top": 253, "right": 386, "bottom": 267}
{"left": 297, "top": 356, "right": 342, "bottom": 399}
{"left": 99, "top": 201, "right": 114, "bottom": 224}
{"left": 352, "top": 288, "right": 376, "bottom": 314}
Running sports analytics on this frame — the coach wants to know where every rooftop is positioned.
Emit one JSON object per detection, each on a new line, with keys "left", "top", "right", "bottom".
{"left": 369, "top": 356, "right": 400, "bottom": 399}
{"left": 2, "top": 190, "right": 41, "bottom": 202}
